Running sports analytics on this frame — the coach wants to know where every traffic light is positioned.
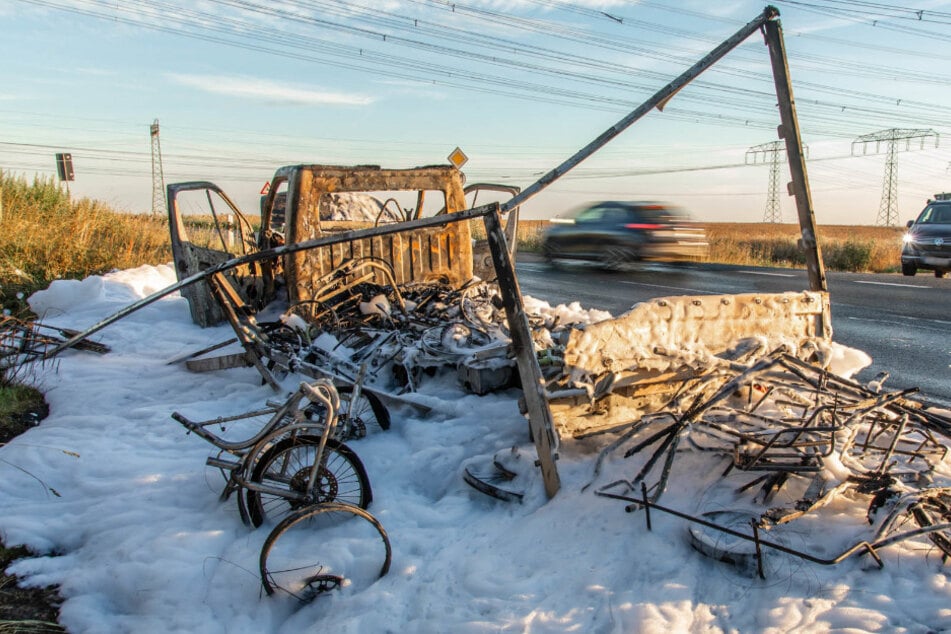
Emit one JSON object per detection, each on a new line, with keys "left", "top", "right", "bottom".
{"left": 55, "top": 153, "right": 75, "bottom": 181}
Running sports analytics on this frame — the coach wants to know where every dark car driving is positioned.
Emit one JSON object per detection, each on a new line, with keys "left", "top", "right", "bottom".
{"left": 901, "top": 197, "right": 951, "bottom": 278}
{"left": 541, "top": 201, "right": 707, "bottom": 270}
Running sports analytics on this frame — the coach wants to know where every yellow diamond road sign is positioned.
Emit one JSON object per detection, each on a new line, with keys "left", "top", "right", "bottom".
{"left": 448, "top": 147, "right": 468, "bottom": 168}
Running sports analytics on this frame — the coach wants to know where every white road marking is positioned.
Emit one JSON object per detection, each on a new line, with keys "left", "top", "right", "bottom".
{"left": 738, "top": 270, "right": 796, "bottom": 277}
{"left": 853, "top": 280, "right": 928, "bottom": 289}
{"left": 844, "top": 315, "right": 951, "bottom": 333}
{"left": 619, "top": 281, "right": 717, "bottom": 294}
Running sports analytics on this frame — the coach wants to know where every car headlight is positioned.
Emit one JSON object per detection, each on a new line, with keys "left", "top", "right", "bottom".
{"left": 902, "top": 233, "right": 915, "bottom": 244}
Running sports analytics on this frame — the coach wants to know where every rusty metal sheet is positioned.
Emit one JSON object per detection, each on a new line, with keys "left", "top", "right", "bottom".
{"left": 563, "top": 291, "right": 829, "bottom": 381}
{"left": 283, "top": 166, "right": 473, "bottom": 306}
{"left": 549, "top": 291, "right": 832, "bottom": 438}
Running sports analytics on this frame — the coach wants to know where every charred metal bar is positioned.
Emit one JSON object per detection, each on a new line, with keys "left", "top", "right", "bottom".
{"left": 751, "top": 521, "right": 766, "bottom": 579}
{"left": 778, "top": 354, "right": 875, "bottom": 401}
{"left": 208, "top": 273, "right": 280, "bottom": 390}
{"left": 912, "top": 506, "right": 951, "bottom": 558}
{"left": 43, "top": 204, "right": 498, "bottom": 360}
{"left": 616, "top": 493, "right": 951, "bottom": 569}
{"left": 654, "top": 427, "right": 684, "bottom": 501}
{"left": 483, "top": 207, "right": 561, "bottom": 497}
{"left": 623, "top": 421, "right": 682, "bottom": 459}
{"left": 763, "top": 18, "right": 828, "bottom": 295}
{"left": 641, "top": 482, "right": 652, "bottom": 531}
{"left": 593, "top": 419, "right": 689, "bottom": 504}
{"left": 875, "top": 414, "right": 909, "bottom": 475}
{"left": 627, "top": 425, "right": 682, "bottom": 497}
{"left": 679, "top": 352, "right": 786, "bottom": 421}
{"left": 165, "top": 337, "right": 237, "bottom": 365}
{"left": 581, "top": 415, "right": 667, "bottom": 492}
{"left": 500, "top": 6, "right": 780, "bottom": 213}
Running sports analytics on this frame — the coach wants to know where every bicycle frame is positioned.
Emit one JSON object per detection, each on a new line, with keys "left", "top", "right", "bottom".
{"left": 172, "top": 380, "right": 344, "bottom": 512}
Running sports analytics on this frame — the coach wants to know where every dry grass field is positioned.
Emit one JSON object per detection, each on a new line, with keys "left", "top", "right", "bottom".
{"left": 511, "top": 219, "right": 905, "bottom": 273}
{"left": 0, "top": 173, "right": 232, "bottom": 317}
{"left": 0, "top": 173, "right": 172, "bottom": 316}
{"left": 703, "top": 222, "right": 904, "bottom": 272}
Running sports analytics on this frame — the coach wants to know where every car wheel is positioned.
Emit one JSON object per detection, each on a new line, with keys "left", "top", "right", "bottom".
{"left": 541, "top": 241, "right": 560, "bottom": 267}
{"left": 599, "top": 246, "right": 632, "bottom": 271}
{"left": 936, "top": 270, "right": 947, "bottom": 279}
{"left": 901, "top": 262, "right": 917, "bottom": 276}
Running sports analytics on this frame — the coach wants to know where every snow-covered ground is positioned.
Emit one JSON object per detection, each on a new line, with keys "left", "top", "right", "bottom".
{"left": 1, "top": 264, "right": 949, "bottom": 633}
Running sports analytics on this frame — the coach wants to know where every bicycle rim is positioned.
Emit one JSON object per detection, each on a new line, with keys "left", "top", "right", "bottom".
{"left": 260, "top": 502, "right": 392, "bottom": 602}
{"left": 247, "top": 436, "right": 372, "bottom": 528}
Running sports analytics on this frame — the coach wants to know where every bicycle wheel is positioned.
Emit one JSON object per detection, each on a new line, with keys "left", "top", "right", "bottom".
{"left": 260, "top": 502, "right": 392, "bottom": 602}
{"left": 246, "top": 435, "right": 372, "bottom": 528}
{"left": 337, "top": 387, "right": 390, "bottom": 437}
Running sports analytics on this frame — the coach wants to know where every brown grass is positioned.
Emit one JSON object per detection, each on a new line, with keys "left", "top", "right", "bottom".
{"left": 704, "top": 223, "right": 904, "bottom": 273}
{"left": 511, "top": 219, "right": 905, "bottom": 273}
{"left": 0, "top": 172, "right": 246, "bottom": 317}
{"left": 0, "top": 173, "right": 172, "bottom": 316}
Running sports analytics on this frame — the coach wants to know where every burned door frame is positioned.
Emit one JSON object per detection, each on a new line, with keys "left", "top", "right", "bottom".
{"left": 167, "top": 181, "right": 261, "bottom": 327}
{"left": 464, "top": 182, "right": 522, "bottom": 280}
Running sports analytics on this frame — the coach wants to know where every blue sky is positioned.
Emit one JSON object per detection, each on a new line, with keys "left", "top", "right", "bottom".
{"left": 3, "top": 0, "right": 951, "bottom": 224}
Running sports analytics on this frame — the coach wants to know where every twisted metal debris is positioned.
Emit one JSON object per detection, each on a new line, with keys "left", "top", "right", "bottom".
{"left": 0, "top": 316, "right": 109, "bottom": 372}
{"left": 583, "top": 348, "right": 951, "bottom": 575}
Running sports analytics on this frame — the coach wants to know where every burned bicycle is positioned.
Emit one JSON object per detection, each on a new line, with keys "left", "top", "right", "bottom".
{"left": 172, "top": 380, "right": 392, "bottom": 601}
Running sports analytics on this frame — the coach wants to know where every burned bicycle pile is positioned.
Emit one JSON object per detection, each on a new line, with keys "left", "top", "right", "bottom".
{"left": 171, "top": 379, "right": 392, "bottom": 601}
{"left": 583, "top": 348, "right": 951, "bottom": 576}
{"left": 188, "top": 257, "right": 519, "bottom": 400}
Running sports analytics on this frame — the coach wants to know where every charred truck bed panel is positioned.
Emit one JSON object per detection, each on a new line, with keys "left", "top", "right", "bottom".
{"left": 276, "top": 165, "right": 473, "bottom": 306}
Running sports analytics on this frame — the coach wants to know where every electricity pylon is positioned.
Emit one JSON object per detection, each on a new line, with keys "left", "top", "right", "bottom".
{"left": 150, "top": 119, "right": 167, "bottom": 216}
{"left": 745, "top": 140, "right": 807, "bottom": 223}
{"left": 851, "top": 128, "right": 938, "bottom": 226}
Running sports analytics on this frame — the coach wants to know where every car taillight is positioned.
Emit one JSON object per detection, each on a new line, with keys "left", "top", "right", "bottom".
{"left": 624, "top": 223, "right": 663, "bottom": 230}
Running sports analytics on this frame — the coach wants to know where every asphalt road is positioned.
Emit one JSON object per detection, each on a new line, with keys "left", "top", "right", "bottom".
{"left": 514, "top": 255, "right": 951, "bottom": 407}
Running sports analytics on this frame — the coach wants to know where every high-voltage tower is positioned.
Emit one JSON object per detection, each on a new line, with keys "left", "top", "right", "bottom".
{"left": 851, "top": 128, "right": 938, "bottom": 226}
{"left": 745, "top": 140, "right": 807, "bottom": 223}
{"left": 150, "top": 119, "right": 167, "bottom": 216}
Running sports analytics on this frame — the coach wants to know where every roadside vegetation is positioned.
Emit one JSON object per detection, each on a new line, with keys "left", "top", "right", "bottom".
{"left": 0, "top": 172, "right": 171, "bottom": 632}
{"left": 702, "top": 222, "right": 905, "bottom": 273}
{"left": 0, "top": 172, "right": 171, "bottom": 318}
{"left": 0, "top": 368, "right": 60, "bottom": 630}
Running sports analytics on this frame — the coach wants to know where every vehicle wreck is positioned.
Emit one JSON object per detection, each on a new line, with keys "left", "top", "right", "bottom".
{"left": 148, "top": 5, "right": 831, "bottom": 498}
{"left": 28, "top": 5, "right": 951, "bottom": 579}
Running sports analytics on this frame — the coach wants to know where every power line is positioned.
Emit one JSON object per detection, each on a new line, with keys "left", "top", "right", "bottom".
{"left": 17, "top": 0, "right": 951, "bottom": 135}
